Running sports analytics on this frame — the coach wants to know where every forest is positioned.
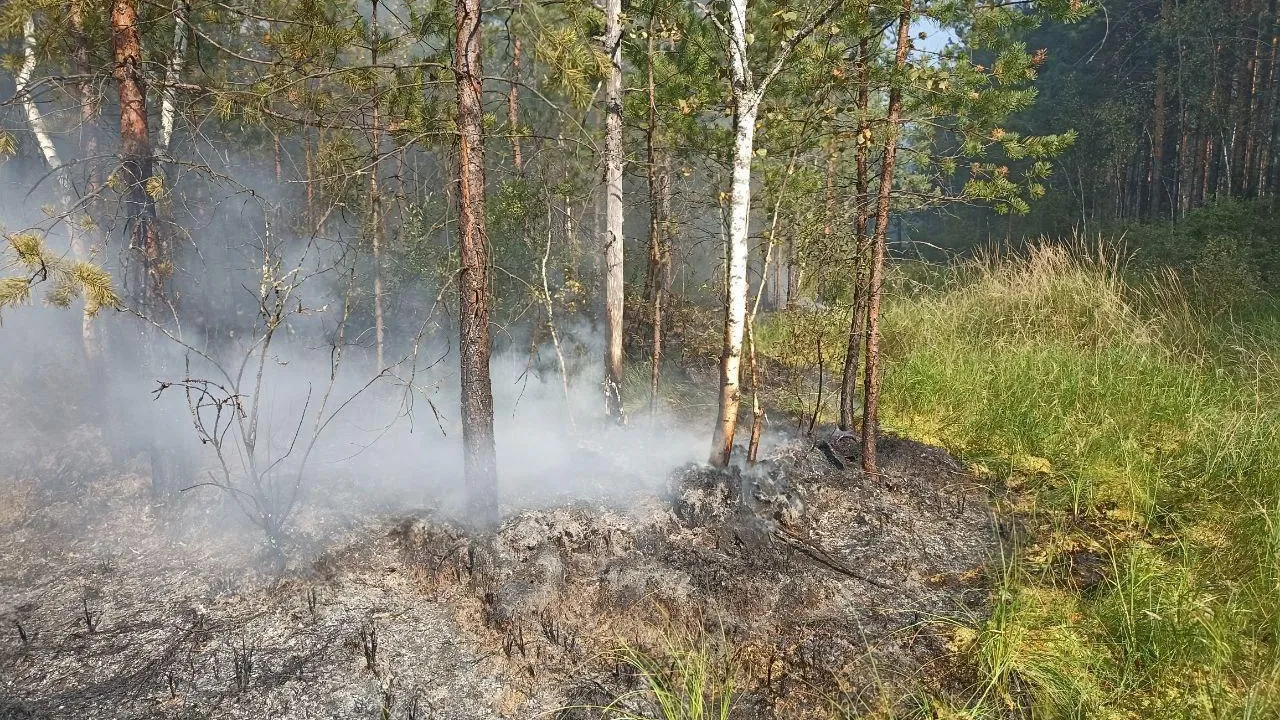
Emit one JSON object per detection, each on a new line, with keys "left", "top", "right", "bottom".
{"left": 1, "top": 0, "right": 1279, "bottom": 717}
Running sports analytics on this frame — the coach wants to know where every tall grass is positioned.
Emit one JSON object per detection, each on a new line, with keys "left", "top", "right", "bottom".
{"left": 873, "top": 243, "right": 1280, "bottom": 717}
{"left": 600, "top": 629, "right": 735, "bottom": 720}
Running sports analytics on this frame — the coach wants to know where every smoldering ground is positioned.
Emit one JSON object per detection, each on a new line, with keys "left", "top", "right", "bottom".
{"left": 1, "top": 149, "right": 998, "bottom": 720}
{"left": 0, "top": 154, "right": 711, "bottom": 556}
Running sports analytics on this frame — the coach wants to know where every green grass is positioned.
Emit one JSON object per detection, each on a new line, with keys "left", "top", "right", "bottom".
{"left": 597, "top": 628, "right": 736, "bottom": 720}
{"left": 757, "top": 243, "right": 1280, "bottom": 717}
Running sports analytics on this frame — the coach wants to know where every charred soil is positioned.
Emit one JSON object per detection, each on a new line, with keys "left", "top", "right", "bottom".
{"left": 0, "top": 433, "right": 997, "bottom": 719}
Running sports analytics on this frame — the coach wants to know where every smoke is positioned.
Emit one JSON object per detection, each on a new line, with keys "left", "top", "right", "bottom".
{"left": 0, "top": 149, "right": 709, "bottom": 552}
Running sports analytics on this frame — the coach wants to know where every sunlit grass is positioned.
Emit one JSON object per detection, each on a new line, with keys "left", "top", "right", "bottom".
{"left": 755, "top": 242, "right": 1280, "bottom": 717}
{"left": 596, "top": 627, "right": 736, "bottom": 720}
{"left": 880, "top": 244, "right": 1280, "bottom": 717}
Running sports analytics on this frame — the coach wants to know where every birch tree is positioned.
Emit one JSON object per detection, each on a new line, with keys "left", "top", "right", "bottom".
{"left": 708, "top": 0, "right": 844, "bottom": 467}
{"left": 158, "top": 0, "right": 189, "bottom": 153}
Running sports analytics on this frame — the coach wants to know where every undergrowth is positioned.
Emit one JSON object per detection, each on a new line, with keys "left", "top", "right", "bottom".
{"left": 756, "top": 243, "right": 1280, "bottom": 717}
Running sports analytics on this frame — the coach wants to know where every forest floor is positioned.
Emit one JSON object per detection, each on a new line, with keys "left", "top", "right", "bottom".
{"left": 0, "top": 429, "right": 999, "bottom": 720}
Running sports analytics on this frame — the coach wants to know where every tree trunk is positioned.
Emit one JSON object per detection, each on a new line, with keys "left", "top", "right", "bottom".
{"left": 70, "top": 0, "right": 103, "bottom": 359}
{"left": 1230, "top": 0, "right": 1258, "bottom": 195}
{"left": 1149, "top": 0, "right": 1170, "bottom": 218}
{"left": 860, "top": 0, "right": 911, "bottom": 475}
{"left": 541, "top": 204, "right": 574, "bottom": 429}
{"left": 839, "top": 37, "right": 871, "bottom": 432}
{"left": 369, "top": 0, "right": 386, "bottom": 369}
{"left": 21, "top": 13, "right": 98, "bottom": 362}
{"left": 1264, "top": 14, "right": 1280, "bottom": 195}
{"left": 112, "top": 0, "right": 163, "bottom": 310}
{"left": 785, "top": 237, "right": 801, "bottom": 308}
{"left": 602, "top": 0, "right": 626, "bottom": 422}
{"left": 114, "top": 0, "right": 182, "bottom": 498}
{"left": 508, "top": 33, "right": 523, "bottom": 174}
{"left": 710, "top": 88, "right": 758, "bottom": 466}
{"left": 158, "top": 0, "right": 189, "bottom": 152}
{"left": 454, "top": 0, "right": 499, "bottom": 529}
{"left": 645, "top": 19, "right": 665, "bottom": 418}
{"left": 745, "top": 318, "right": 763, "bottom": 461}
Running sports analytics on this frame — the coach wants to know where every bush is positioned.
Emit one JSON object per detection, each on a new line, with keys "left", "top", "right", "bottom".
{"left": 1125, "top": 199, "right": 1280, "bottom": 313}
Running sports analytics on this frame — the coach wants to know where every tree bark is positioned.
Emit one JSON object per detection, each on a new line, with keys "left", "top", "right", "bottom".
{"left": 839, "top": 37, "right": 871, "bottom": 432}
{"left": 602, "top": 0, "right": 626, "bottom": 422}
{"left": 70, "top": 0, "right": 103, "bottom": 359}
{"left": 542, "top": 204, "right": 575, "bottom": 429}
{"left": 1149, "top": 0, "right": 1170, "bottom": 217}
{"left": 860, "top": 0, "right": 912, "bottom": 475}
{"left": 20, "top": 12, "right": 98, "bottom": 362}
{"left": 370, "top": 0, "right": 386, "bottom": 369}
{"left": 158, "top": 0, "right": 189, "bottom": 152}
{"left": 708, "top": 0, "right": 759, "bottom": 467}
{"left": 114, "top": 0, "right": 185, "bottom": 498}
{"left": 454, "top": 0, "right": 499, "bottom": 528}
{"left": 645, "top": 18, "right": 666, "bottom": 419}
{"left": 707, "top": 0, "right": 841, "bottom": 465}
{"left": 709, "top": 83, "right": 757, "bottom": 466}
{"left": 112, "top": 0, "right": 163, "bottom": 310}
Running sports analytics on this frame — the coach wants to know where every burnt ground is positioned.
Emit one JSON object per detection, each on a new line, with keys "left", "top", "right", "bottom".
{"left": 0, "top": 431, "right": 997, "bottom": 719}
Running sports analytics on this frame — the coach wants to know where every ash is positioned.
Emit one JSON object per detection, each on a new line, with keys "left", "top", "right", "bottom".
{"left": 1, "top": 433, "right": 996, "bottom": 719}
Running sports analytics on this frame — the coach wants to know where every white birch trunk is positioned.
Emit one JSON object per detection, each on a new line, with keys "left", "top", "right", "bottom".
{"left": 710, "top": 98, "right": 758, "bottom": 465}
{"left": 19, "top": 17, "right": 62, "bottom": 183}
{"left": 602, "top": 0, "right": 626, "bottom": 420}
{"left": 19, "top": 14, "right": 99, "bottom": 359}
{"left": 158, "top": 0, "right": 190, "bottom": 152}
{"left": 710, "top": 0, "right": 757, "bottom": 465}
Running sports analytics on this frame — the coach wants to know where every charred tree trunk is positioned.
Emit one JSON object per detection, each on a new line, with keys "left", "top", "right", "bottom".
{"left": 861, "top": 0, "right": 911, "bottom": 475}
{"left": 602, "top": 0, "right": 626, "bottom": 422}
{"left": 454, "top": 0, "right": 499, "bottom": 529}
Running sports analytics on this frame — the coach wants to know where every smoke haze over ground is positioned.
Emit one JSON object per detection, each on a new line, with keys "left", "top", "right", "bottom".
{"left": 0, "top": 157, "right": 707, "bottom": 555}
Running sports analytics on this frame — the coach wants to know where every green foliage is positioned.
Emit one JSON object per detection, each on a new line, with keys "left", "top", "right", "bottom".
{"left": 1, "top": 233, "right": 120, "bottom": 319}
{"left": 1125, "top": 199, "right": 1280, "bottom": 313}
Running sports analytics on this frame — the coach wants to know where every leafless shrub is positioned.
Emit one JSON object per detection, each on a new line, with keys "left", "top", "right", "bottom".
{"left": 147, "top": 224, "right": 449, "bottom": 558}
{"left": 359, "top": 616, "right": 378, "bottom": 673}
{"left": 81, "top": 593, "right": 101, "bottom": 634}
{"left": 229, "top": 637, "right": 254, "bottom": 693}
